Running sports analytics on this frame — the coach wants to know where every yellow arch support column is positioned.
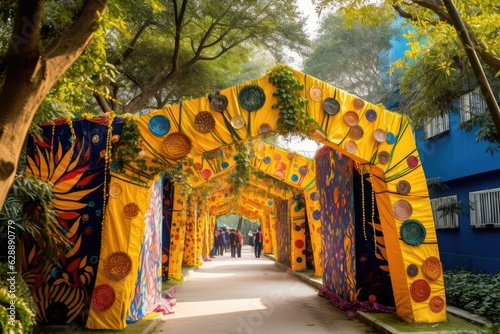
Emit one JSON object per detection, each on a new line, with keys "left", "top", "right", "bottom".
{"left": 303, "top": 186, "right": 323, "bottom": 277}
{"left": 290, "top": 197, "right": 307, "bottom": 271}
{"left": 262, "top": 210, "right": 272, "bottom": 254}
{"left": 168, "top": 185, "right": 186, "bottom": 281}
{"left": 86, "top": 177, "right": 149, "bottom": 330}
{"left": 268, "top": 209, "right": 279, "bottom": 259}
{"left": 199, "top": 200, "right": 210, "bottom": 260}
{"left": 183, "top": 200, "right": 197, "bottom": 267}
{"left": 194, "top": 201, "right": 203, "bottom": 266}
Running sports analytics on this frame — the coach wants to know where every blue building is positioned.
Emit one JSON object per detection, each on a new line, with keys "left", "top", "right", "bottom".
{"left": 414, "top": 93, "right": 500, "bottom": 274}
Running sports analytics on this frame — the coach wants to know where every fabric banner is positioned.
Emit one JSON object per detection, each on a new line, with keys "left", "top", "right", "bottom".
{"left": 24, "top": 116, "right": 121, "bottom": 325}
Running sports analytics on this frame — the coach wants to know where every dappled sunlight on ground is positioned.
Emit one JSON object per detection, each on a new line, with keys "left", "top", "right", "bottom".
{"left": 168, "top": 298, "right": 267, "bottom": 319}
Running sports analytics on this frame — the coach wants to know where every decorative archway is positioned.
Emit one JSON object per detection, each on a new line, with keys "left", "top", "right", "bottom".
{"left": 25, "top": 65, "right": 445, "bottom": 329}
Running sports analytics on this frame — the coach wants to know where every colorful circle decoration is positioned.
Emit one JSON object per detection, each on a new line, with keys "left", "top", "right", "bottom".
{"left": 310, "top": 192, "right": 317, "bottom": 200}
{"left": 239, "top": 85, "right": 266, "bottom": 112}
{"left": 378, "top": 151, "right": 390, "bottom": 165}
{"left": 194, "top": 111, "right": 216, "bottom": 133}
{"left": 148, "top": 115, "right": 171, "bottom": 136}
{"left": 400, "top": 219, "right": 426, "bottom": 246}
{"left": 291, "top": 174, "right": 299, "bottom": 182}
{"left": 124, "top": 203, "right": 139, "bottom": 219}
{"left": 352, "top": 98, "right": 364, "bottom": 109}
{"left": 345, "top": 140, "right": 357, "bottom": 154}
{"left": 92, "top": 134, "right": 101, "bottom": 144}
{"left": 323, "top": 97, "right": 341, "bottom": 115}
{"left": 210, "top": 94, "right": 228, "bottom": 112}
{"left": 423, "top": 256, "right": 442, "bottom": 280}
{"left": 343, "top": 111, "right": 360, "bottom": 126}
{"left": 410, "top": 279, "right": 431, "bottom": 302}
{"left": 221, "top": 161, "right": 229, "bottom": 168}
{"left": 258, "top": 123, "right": 272, "bottom": 135}
{"left": 396, "top": 180, "right": 411, "bottom": 195}
{"left": 310, "top": 86, "right": 323, "bottom": 101}
{"left": 407, "top": 155, "right": 419, "bottom": 168}
{"left": 296, "top": 257, "right": 303, "bottom": 263}
{"left": 109, "top": 182, "right": 122, "bottom": 198}
{"left": 294, "top": 225, "right": 301, "bottom": 231}
{"left": 91, "top": 284, "right": 116, "bottom": 311}
{"left": 393, "top": 200, "right": 413, "bottom": 221}
{"left": 104, "top": 251, "right": 132, "bottom": 280}
{"left": 365, "top": 109, "right": 377, "bottom": 122}
{"left": 386, "top": 132, "right": 396, "bottom": 144}
{"left": 230, "top": 115, "right": 245, "bottom": 129}
{"left": 162, "top": 132, "right": 192, "bottom": 160}
{"left": 312, "top": 210, "right": 321, "bottom": 220}
{"left": 373, "top": 129, "right": 387, "bottom": 143}
{"left": 201, "top": 169, "right": 212, "bottom": 180}
{"left": 429, "top": 296, "right": 445, "bottom": 313}
{"left": 406, "top": 264, "right": 419, "bottom": 277}
{"left": 349, "top": 125, "right": 364, "bottom": 140}
{"left": 295, "top": 240, "right": 305, "bottom": 248}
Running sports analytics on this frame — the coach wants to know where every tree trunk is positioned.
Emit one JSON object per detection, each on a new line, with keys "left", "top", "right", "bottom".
{"left": 0, "top": 0, "right": 108, "bottom": 210}
{"left": 237, "top": 216, "right": 243, "bottom": 231}
{"left": 442, "top": 0, "right": 500, "bottom": 142}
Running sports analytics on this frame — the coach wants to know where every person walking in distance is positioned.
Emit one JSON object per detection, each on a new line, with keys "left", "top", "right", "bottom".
{"left": 235, "top": 229, "right": 243, "bottom": 258}
{"left": 217, "top": 229, "right": 226, "bottom": 256}
{"left": 253, "top": 228, "right": 263, "bottom": 258}
{"left": 229, "top": 229, "right": 236, "bottom": 258}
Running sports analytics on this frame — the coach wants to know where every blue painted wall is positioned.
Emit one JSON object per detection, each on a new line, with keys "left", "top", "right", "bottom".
{"left": 415, "top": 114, "right": 500, "bottom": 273}
{"left": 415, "top": 112, "right": 500, "bottom": 181}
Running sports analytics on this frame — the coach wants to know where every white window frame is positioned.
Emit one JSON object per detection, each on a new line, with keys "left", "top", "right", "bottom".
{"left": 460, "top": 87, "right": 487, "bottom": 123}
{"left": 424, "top": 113, "right": 449, "bottom": 139}
{"left": 469, "top": 188, "right": 500, "bottom": 228}
{"left": 430, "top": 195, "right": 459, "bottom": 229}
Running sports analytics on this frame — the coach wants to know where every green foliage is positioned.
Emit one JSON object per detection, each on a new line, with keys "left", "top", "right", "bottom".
{"left": 0, "top": 263, "right": 37, "bottom": 333}
{"left": 269, "top": 65, "right": 313, "bottom": 134}
{"left": 303, "top": 13, "right": 402, "bottom": 105}
{"left": 460, "top": 111, "right": 500, "bottom": 155}
{"left": 229, "top": 142, "right": 254, "bottom": 194}
{"left": 444, "top": 269, "right": 500, "bottom": 327}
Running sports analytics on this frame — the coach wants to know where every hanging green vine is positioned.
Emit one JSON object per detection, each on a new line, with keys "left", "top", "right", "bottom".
{"left": 268, "top": 65, "right": 315, "bottom": 135}
{"left": 230, "top": 142, "right": 254, "bottom": 194}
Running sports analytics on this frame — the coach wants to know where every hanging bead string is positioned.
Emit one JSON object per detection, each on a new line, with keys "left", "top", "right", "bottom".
{"left": 66, "top": 116, "right": 76, "bottom": 152}
{"left": 101, "top": 113, "right": 115, "bottom": 242}
{"left": 360, "top": 163, "right": 367, "bottom": 242}
{"left": 368, "top": 165, "right": 377, "bottom": 255}
{"left": 50, "top": 125, "right": 55, "bottom": 163}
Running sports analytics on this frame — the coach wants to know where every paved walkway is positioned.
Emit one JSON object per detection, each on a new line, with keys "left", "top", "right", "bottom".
{"left": 155, "top": 245, "right": 374, "bottom": 334}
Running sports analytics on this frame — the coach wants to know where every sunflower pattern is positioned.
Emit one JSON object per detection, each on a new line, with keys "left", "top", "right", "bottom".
{"left": 24, "top": 118, "right": 120, "bottom": 324}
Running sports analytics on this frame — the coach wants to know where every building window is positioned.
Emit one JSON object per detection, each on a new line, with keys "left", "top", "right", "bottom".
{"left": 430, "top": 195, "right": 459, "bottom": 229}
{"left": 460, "top": 87, "right": 487, "bottom": 123}
{"left": 469, "top": 188, "right": 500, "bottom": 228}
{"left": 424, "top": 113, "right": 449, "bottom": 139}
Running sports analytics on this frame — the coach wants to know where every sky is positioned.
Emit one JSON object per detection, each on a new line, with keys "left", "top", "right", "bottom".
{"left": 295, "top": 0, "right": 322, "bottom": 37}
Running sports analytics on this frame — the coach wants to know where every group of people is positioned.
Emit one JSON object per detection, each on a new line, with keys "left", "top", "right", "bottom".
{"left": 211, "top": 227, "right": 263, "bottom": 258}
{"left": 212, "top": 228, "right": 243, "bottom": 258}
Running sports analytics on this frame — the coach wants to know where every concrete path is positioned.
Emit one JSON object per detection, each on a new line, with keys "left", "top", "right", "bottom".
{"left": 154, "top": 245, "right": 374, "bottom": 334}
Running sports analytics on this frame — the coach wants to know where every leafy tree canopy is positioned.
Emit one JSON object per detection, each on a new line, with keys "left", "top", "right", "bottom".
{"left": 65, "top": 0, "right": 310, "bottom": 115}
{"left": 303, "top": 13, "right": 403, "bottom": 105}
